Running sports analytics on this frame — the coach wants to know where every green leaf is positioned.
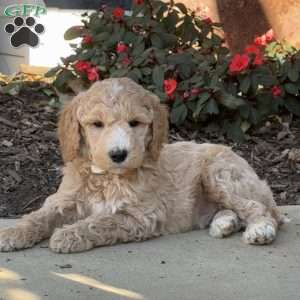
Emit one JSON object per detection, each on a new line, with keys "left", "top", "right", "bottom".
{"left": 170, "top": 103, "right": 188, "bottom": 125}
{"left": 172, "top": 97, "right": 183, "bottom": 108}
{"left": 239, "top": 104, "right": 250, "bottom": 119}
{"left": 106, "top": 32, "right": 122, "bottom": 47}
{"left": 241, "top": 120, "right": 251, "bottom": 133}
{"left": 177, "top": 63, "right": 194, "bottom": 79}
{"left": 180, "top": 17, "right": 199, "bottom": 43}
{"left": 151, "top": 34, "right": 164, "bottom": 49}
{"left": 202, "top": 39, "right": 213, "bottom": 49}
{"left": 45, "top": 66, "right": 61, "bottom": 77}
{"left": 93, "top": 32, "right": 110, "bottom": 42}
{"left": 167, "top": 53, "right": 193, "bottom": 65}
{"left": 258, "top": 74, "right": 276, "bottom": 87}
{"left": 78, "top": 49, "right": 95, "bottom": 60}
{"left": 194, "top": 92, "right": 210, "bottom": 116}
{"left": 174, "top": 3, "right": 188, "bottom": 14}
{"left": 248, "top": 107, "right": 261, "bottom": 125}
{"left": 219, "top": 93, "right": 246, "bottom": 109}
{"left": 284, "top": 83, "right": 299, "bottom": 95}
{"left": 54, "top": 70, "right": 75, "bottom": 88}
{"left": 61, "top": 55, "right": 77, "bottom": 65}
{"left": 124, "top": 32, "right": 138, "bottom": 44}
{"left": 64, "top": 26, "right": 84, "bottom": 40}
{"left": 288, "top": 63, "right": 299, "bottom": 82}
{"left": 155, "top": 90, "right": 167, "bottom": 102}
{"left": 132, "top": 42, "right": 145, "bottom": 57}
{"left": 141, "top": 68, "right": 152, "bottom": 75}
{"left": 215, "top": 63, "right": 228, "bottom": 76}
{"left": 127, "top": 68, "right": 142, "bottom": 82}
{"left": 132, "top": 2, "right": 145, "bottom": 16}
{"left": 257, "top": 93, "right": 274, "bottom": 116}
{"left": 225, "top": 121, "right": 245, "bottom": 142}
{"left": 132, "top": 56, "right": 146, "bottom": 67}
{"left": 154, "top": 50, "right": 166, "bottom": 64}
{"left": 42, "top": 88, "right": 56, "bottom": 97}
{"left": 186, "top": 100, "right": 197, "bottom": 111}
{"left": 204, "top": 98, "right": 219, "bottom": 114}
{"left": 153, "top": 1, "right": 168, "bottom": 19}
{"left": 1, "top": 82, "right": 22, "bottom": 96}
{"left": 48, "top": 98, "right": 62, "bottom": 109}
{"left": 209, "top": 74, "right": 219, "bottom": 89}
{"left": 163, "top": 11, "right": 179, "bottom": 32}
{"left": 211, "top": 34, "right": 223, "bottom": 46}
{"left": 110, "top": 68, "right": 128, "bottom": 77}
{"left": 284, "top": 96, "right": 300, "bottom": 116}
{"left": 152, "top": 66, "right": 164, "bottom": 90}
{"left": 157, "top": 32, "right": 177, "bottom": 47}
{"left": 239, "top": 76, "right": 251, "bottom": 94}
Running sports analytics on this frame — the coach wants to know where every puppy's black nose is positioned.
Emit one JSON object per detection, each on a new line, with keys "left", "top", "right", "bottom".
{"left": 109, "top": 149, "right": 128, "bottom": 163}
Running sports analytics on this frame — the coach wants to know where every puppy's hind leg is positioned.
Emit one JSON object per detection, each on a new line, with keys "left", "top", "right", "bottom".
{"left": 209, "top": 210, "right": 241, "bottom": 238}
{"left": 202, "top": 152, "right": 281, "bottom": 245}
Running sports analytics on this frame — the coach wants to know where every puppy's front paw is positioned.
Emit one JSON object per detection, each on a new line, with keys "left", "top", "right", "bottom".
{"left": 0, "top": 227, "right": 36, "bottom": 252}
{"left": 209, "top": 215, "right": 240, "bottom": 238}
{"left": 49, "top": 226, "right": 93, "bottom": 253}
{"left": 243, "top": 221, "right": 276, "bottom": 245}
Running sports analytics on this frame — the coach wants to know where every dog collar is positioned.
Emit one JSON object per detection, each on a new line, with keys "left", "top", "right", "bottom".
{"left": 91, "top": 165, "right": 105, "bottom": 174}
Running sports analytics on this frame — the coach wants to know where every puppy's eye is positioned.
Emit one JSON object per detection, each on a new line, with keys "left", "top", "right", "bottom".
{"left": 93, "top": 121, "right": 104, "bottom": 128}
{"left": 129, "top": 120, "right": 140, "bottom": 127}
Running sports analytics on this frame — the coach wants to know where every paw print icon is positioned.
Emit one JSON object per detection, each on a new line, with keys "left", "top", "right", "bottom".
{"left": 5, "top": 16, "right": 45, "bottom": 48}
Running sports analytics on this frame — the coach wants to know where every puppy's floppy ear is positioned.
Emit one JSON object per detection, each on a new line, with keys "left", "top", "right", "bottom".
{"left": 148, "top": 94, "right": 169, "bottom": 159}
{"left": 57, "top": 97, "right": 81, "bottom": 163}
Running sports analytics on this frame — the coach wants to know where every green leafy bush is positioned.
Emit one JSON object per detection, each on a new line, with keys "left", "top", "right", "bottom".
{"left": 46, "top": 0, "right": 300, "bottom": 141}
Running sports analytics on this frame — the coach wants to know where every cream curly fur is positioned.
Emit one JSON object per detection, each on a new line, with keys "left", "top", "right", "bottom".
{"left": 0, "top": 78, "right": 285, "bottom": 253}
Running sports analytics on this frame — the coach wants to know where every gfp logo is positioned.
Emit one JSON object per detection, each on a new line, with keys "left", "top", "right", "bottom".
{"left": 4, "top": 4, "right": 46, "bottom": 17}
{"left": 4, "top": 4, "right": 46, "bottom": 48}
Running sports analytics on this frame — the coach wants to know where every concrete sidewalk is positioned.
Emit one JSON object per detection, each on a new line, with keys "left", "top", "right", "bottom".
{"left": 0, "top": 206, "right": 299, "bottom": 300}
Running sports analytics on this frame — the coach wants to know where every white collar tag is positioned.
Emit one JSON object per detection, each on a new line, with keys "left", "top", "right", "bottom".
{"left": 91, "top": 165, "right": 105, "bottom": 174}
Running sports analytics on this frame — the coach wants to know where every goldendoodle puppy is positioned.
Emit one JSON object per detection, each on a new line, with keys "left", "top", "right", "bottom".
{"left": 0, "top": 78, "right": 286, "bottom": 253}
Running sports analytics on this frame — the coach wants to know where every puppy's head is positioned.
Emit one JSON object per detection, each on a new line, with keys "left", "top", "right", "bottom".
{"left": 58, "top": 78, "right": 168, "bottom": 174}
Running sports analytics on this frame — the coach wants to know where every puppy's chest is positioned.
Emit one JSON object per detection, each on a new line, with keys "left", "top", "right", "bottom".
{"left": 84, "top": 176, "right": 139, "bottom": 215}
{"left": 88, "top": 197, "right": 127, "bottom": 215}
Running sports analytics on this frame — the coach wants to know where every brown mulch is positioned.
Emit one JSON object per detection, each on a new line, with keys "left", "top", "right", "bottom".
{"left": 0, "top": 90, "right": 62, "bottom": 217}
{"left": 0, "top": 91, "right": 299, "bottom": 217}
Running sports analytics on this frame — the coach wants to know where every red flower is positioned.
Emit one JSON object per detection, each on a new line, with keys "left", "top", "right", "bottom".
{"left": 87, "top": 67, "right": 100, "bottom": 81}
{"left": 133, "top": 0, "right": 144, "bottom": 5}
{"left": 265, "top": 29, "right": 274, "bottom": 42}
{"left": 254, "top": 29, "right": 274, "bottom": 46}
{"left": 229, "top": 54, "right": 249, "bottom": 73}
{"left": 203, "top": 17, "right": 213, "bottom": 24}
{"left": 164, "top": 79, "right": 177, "bottom": 96}
{"left": 116, "top": 42, "right": 128, "bottom": 53}
{"left": 254, "top": 35, "right": 266, "bottom": 46}
{"left": 244, "top": 44, "right": 263, "bottom": 65}
{"left": 272, "top": 85, "right": 282, "bottom": 97}
{"left": 253, "top": 53, "right": 263, "bottom": 65}
{"left": 121, "top": 56, "right": 131, "bottom": 66}
{"left": 74, "top": 60, "right": 91, "bottom": 72}
{"left": 244, "top": 44, "right": 260, "bottom": 56}
{"left": 113, "top": 7, "right": 124, "bottom": 19}
{"left": 82, "top": 35, "right": 93, "bottom": 44}
{"left": 191, "top": 88, "right": 201, "bottom": 96}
